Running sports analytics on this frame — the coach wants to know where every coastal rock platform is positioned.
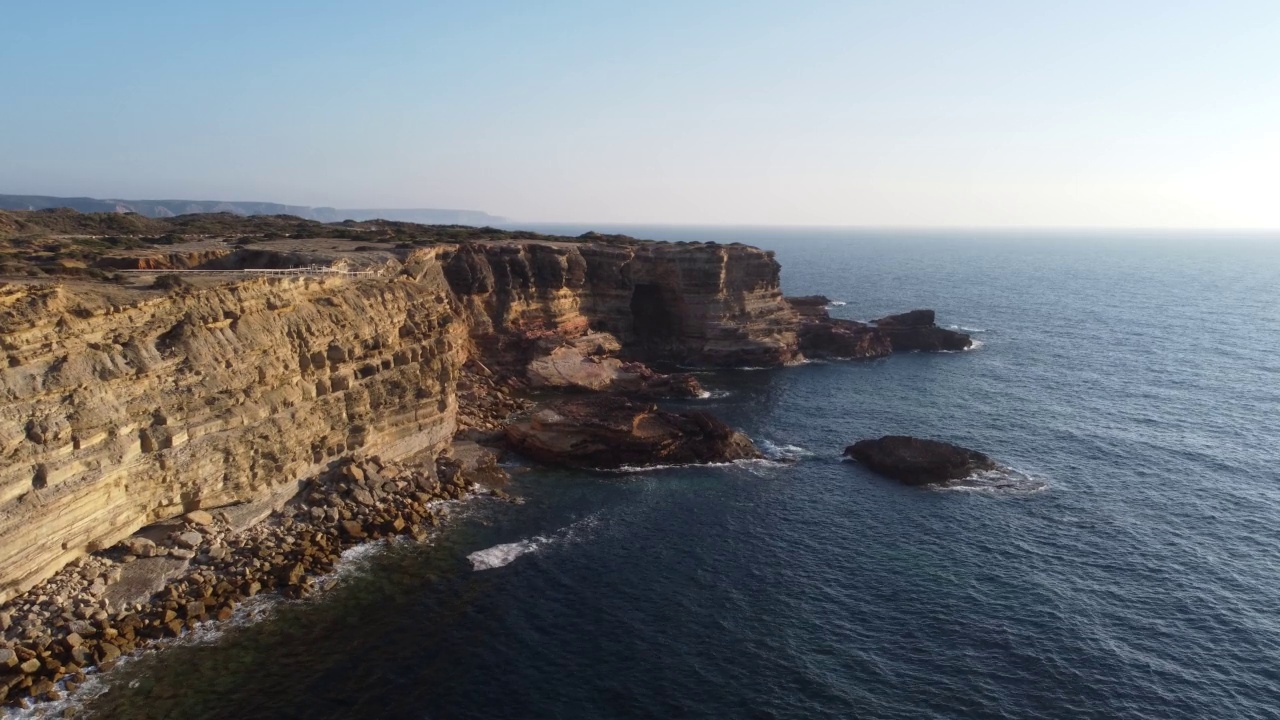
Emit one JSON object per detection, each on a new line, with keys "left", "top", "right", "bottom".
{"left": 504, "top": 396, "right": 761, "bottom": 469}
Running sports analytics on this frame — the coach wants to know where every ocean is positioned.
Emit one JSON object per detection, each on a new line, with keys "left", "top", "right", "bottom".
{"left": 66, "top": 228, "right": 1280, "bottom": 719}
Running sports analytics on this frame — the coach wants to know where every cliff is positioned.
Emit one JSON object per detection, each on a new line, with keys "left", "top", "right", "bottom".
{"left": 0, "top": 234, "right": 800, "bottom": 602}
{"left": 0, "top": 267, "right": 465, "bottom": 603}
{"left": 441, "top": 241, "right": 800, "bottom": 367}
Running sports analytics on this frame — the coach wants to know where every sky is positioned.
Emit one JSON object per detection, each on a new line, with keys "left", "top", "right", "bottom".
{"left": 1, "top": 1, "right": 1277, "bottom": 227}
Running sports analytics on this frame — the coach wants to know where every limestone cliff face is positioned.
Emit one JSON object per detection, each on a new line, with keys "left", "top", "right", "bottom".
{"left": 442, "top": 241, "right": 801, "bottom": 367}
{"left": 0, "top": 239, "right": 801, "bottom": 601}
{"left": 0, "top": 266, "right": 464, "bottom": 602}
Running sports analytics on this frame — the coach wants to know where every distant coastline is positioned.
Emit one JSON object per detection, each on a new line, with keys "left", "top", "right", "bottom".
{"left": 0, "top": 193, "right": 504, "bottom": 226}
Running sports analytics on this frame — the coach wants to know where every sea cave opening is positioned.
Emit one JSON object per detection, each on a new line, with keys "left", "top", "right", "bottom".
{"left": 630, "top": 283, "right": 681, "bottom": 349}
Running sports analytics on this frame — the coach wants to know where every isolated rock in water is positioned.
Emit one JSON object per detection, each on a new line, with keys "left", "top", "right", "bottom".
{"left": 504, "top": 396, "right": 760, "bottom": 469}
{"left": 787, "top": 298, "right": 969, "bottom": 358}
{"left": 843, "top": 435, "right": 996, "bottom": 485}
{"left": 873, "top": 309, "right": 971, "bottom": 352}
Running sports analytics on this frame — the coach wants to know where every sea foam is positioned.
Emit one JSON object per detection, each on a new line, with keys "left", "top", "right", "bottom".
{"left": 934, "top": 466, "right": 1048, "bottom": 494}
{"left": 468, "top": 515, "right": 599, "bottom": 571}
{"left": 468, "top": 539, "right": 545, "bottom": 570}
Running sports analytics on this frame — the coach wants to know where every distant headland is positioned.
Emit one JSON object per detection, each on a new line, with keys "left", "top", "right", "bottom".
{"left": 0, "top": 194, "right": 504, "bottom": 226}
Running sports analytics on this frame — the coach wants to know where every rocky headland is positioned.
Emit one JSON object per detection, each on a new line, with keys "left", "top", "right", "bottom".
{"left": 0, "top": 210, "right": 971, "bottom": 707}
{"left": 787, "top": 297, "right": 972, "bottom": 358}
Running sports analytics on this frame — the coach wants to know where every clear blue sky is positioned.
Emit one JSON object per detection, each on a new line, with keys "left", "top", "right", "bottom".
{"left": 2, "top": 1, "right": 1277, "bottom": 227}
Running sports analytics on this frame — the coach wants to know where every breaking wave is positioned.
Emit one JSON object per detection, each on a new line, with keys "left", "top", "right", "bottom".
{"left": 468, "top": 515, "right": 599, "bottom": 571}
{"left": 757, "top": 440, "right": 813, "bottom": 462}
{"left": 934, "top": 465, "right": 1048, "bottom": 494}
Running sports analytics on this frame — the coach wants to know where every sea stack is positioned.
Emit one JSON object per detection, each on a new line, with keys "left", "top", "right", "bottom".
{"left": 843, "top": 435, "right": 996, "bottom": 485}
{"left": 872, "top": 310, "right": 972, "bottom": 352}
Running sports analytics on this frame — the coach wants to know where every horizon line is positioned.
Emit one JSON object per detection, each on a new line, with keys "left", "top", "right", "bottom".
{"left": 499, "top": 221, "right": 1280, "bottom": 233}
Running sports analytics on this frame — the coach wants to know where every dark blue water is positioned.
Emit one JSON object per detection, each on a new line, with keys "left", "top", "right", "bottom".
{"left": 75, "top": 230, "right": 1280, "bottom": 719}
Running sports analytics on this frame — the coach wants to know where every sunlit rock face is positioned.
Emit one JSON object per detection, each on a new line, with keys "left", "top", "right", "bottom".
{"left": 442, "top": 241, "right": 803, "bottom": 367}
{"left": 0, "top": 238, "right": 804, "bottom": 601}
{"left": 0, "top": 266, "right": 465, "bottom": 602}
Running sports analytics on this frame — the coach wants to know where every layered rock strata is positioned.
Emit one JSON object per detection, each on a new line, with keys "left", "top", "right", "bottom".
{"left": 0, "top": 269, "right": 466, "bottom": 605}
{"left": 442, "top": 241, "right": 802, "bottom": 367}
{"left": 0, "top": 238, "right": 799, "bottom": 604}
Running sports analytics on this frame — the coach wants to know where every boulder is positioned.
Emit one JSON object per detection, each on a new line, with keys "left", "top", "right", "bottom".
{"left": 101, "top": 556, "right": 190, "bottom": 609}
{"left": 438, "top": 441, "right": 509, "bottom": 489}
{"left": 119, "top": 536, "right": 157, "bottom": 558}
{"left": 527, "top": 345, "right": 624, "bottom": 392}
{"left": 843, "top": 435, "right": 996, "bottom": 485}
{"left": 505, "top": 396, "right": 760, "bottom": 469}
{"left": 872, "top": 309, "right": 971, "bottom": 352}
{"left": 182, "top": 510, "right": 215, "bottom": 526}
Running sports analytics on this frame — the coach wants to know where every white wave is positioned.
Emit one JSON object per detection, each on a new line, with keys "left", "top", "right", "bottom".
{"left": 327, "top": 539, "right": 385, "bottom": 579}
{"left": 934, "top": 466, "right": 1048, "bottom": 495}
{"left": 947, "top": 324, "right": 987, "bottom": 333}
{"left": 826, "top": 300, "right": 847, "bottom": 307}
{"left": 468, "top": 514, "right": 599, "bottom": 571}
{"left": 757, "top": 440, "right": 813, "bottom": 462}
{"left": 605, "top": 455, "right": 794, "bottom": 474}
{"left": 468, "top": 538, "right": 545, "bottom": 570}
{"left": 608, "top": 461, "right": 735, "bottom": 473}
{"left": 937, "top": 339, "right": 985, "bottom": 354}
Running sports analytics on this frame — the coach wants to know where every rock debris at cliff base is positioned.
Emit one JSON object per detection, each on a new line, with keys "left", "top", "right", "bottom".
{"left": 0, "top": 448, "right": 510, "bottom": 708}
